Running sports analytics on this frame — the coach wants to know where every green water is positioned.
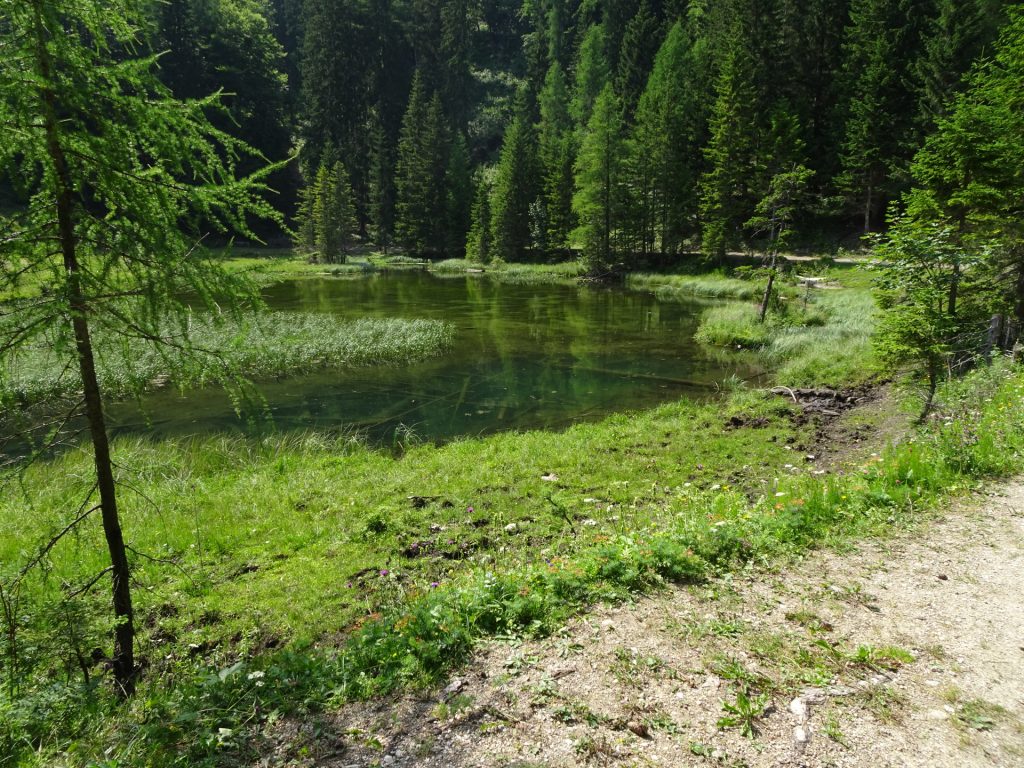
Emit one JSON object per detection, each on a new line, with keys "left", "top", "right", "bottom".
{"left": 106, "top": 273, "right": 761, "bottom": 444}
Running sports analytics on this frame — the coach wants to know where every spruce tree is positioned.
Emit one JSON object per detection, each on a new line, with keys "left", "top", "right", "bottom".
{"left": 630, "top": 20, "right": 705, "bottom": 257}
{"left": 837, "top": 0, "right": 924, "bottom": 232}
{"left": 573, "top": 84, "right": 627, "bottom": 273}
{"left": 699, "top": 27, "right": 758, "bottom": 261}
{"left": 467, "top": 175, "right": 494, "bottom": 263}
{"left": 491, "top": 106, "right": 538, "bottom": 262}
{"left": 537, "top": 62, "right": 576, "bottom": 253}
{"left": 615, "top": 0, "right": 663, "bottom": 120}
{"left": 570, "top": 24, "right": 609, "bottom": 128}
{"left": 915, "top": 0, "right": 988, "bottom": 126}
{"left": 313, "top": 161, "right": 357, "bottom": 263}
{"left": 445, "top": 132, "right": 473, "bottom": 256}
{"left": 368, "top": 110, "right": 395, "bottom": 253}
{"left": 395, "top": 74, "right": 449, "bottom": 255}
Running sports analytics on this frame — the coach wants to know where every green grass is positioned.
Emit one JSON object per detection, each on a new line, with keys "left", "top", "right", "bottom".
{"left": 428, "top": 258, "right": 585, "bottom": 283}
{"left": 3, "top": 360, "right": 1024, "bottom": 766}
{"left": 692, "top": 271, "right": 878, "bottom": 388}
{"left": 0, "top": 313, "right": 455, "bottom": 407}
{"left": 628, "top": 272, "right": 763, "bottom": 301}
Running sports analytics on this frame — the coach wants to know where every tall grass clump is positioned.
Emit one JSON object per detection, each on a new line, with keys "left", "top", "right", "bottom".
{"left": 0, "top": 314, "right": 455, "bottom": 407}
{"left": 693, "top": 284, "right": 878, "bottom": 388}
{"left": 764, "top": 290, "right": 877, "bottom": 386}
{"left": 628, "top": 272, "right": 761, "bottom": 301}
{"left": 694, "top": 303, "right": 772, "bottom": 348}
{"left": 430, "top": 258, "right": 482, "bottom": 273}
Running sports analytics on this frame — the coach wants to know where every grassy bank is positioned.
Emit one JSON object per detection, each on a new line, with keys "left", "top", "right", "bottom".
{"left": 2, "top": 358, "right": 1024, "bottom": 765}
{"left": 692, "top": 270, "right": 878, "bottom": 388}
{"left": 627, "top": 271, "right": 763, "bottom": 301}
{"left": 0, "top": 313, "right": 454, "bottom": 408}
{"left": 430, "top": 258, "right": 586, "bottom": 283}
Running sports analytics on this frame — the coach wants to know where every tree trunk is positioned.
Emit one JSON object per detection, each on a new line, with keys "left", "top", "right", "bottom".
{"left": 863, "top": 184, "right": 873, "bottom": 233}
{"left": 948, "top": 261, "right": 960, "bottom": 317}
{"left": 33, "top": 0, "right": 135, "bottom": 697}
{"left": 759, "top": 251, "right": 777, "bottom": 324}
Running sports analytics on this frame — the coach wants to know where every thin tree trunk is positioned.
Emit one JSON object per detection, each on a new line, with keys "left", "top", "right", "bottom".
{"left": 33, "top": 0, "right": 135, "bottom": 697}
{"left": 948, "top": 261, "right": 960, "bottom": 317}
{"left": 864, "top": 184, "right": 873, "bottom": 233}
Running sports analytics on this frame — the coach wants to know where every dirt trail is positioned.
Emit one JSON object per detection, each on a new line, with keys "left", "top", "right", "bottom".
{"left": 267, "top": 483, "right": 1024, "bottom": 768}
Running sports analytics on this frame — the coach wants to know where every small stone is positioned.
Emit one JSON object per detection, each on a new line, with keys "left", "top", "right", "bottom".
{"left": 789, "top": 697, "right": 808, "bottom": 719}
{"left": 504, "top": 523, "right": 518, "bottom": 532}
{"left": 937, "top": 573, "right": 949, "bottom": 581}
{"left": 627, "top": 721, "right": 651, "bottom": 739}
{"left": 925, "top": 709, "right": 948, "bottom": 720}
{"left": 800, "top": 689, "right": 827, "bottom": 705}
{"left": 793, "top": 725, "right": 810, "bottom": 744}
{"left": 442, "top": 679, "right": 465, "bottom": 698}
{"left": 381, "top": 757, "right": 396, "bottom": 766}
{"left": 541, "top": 473, "right": 559, "bottom": 482}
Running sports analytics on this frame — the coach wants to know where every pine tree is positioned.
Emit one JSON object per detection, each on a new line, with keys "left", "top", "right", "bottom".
{"left": 1, "top": 0, "right": 282, "bottom": 696}
{"left": 537, "top": 62, "right": 576, "bottom": 253}
{"left": 615, "top": 0, "right": 663, "bottom": 120}
{"left": 395, "top": 74, "right": 449, "bottom": 255}
{"left": 630, "top": 20, "right": 706, "bottom": 257}
{"left": 700, "top": 27, "right": 759, "bottom": 261}
{"left": 915, "top": 0, "right": 988, "bottom": 126}
{"left": 908, "top": 7, "right": 1024, "bottom": 341}
{"left": 837, "top": 0, "right": 924, "bottom": 232}
{"left": 746, "top": 164, "right": 814, "bottom": 321}
{"left": 368, "top": 110, "right": 395, "bottom": 253}
{"left": 573, "top": 84, "right": 627, "bottom": 272}
{"left": 445, "top": 132, "right": 473, "bottom": 256}
{"left": 491, "top": 106, "right": 538, "bottom": 262}
{"left": 467, "top": 175, "right": 494, "bottom": 262}
{"left": 570, "top": 24, "right": 609, "bottom": 128}
{"left": 313, "top": 161, "right": 357, "bottom": 263}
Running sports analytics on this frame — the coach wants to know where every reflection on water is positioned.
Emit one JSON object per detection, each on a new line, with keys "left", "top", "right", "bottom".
{"left": 106, "top": 273, "right": 761, "bottom": 444}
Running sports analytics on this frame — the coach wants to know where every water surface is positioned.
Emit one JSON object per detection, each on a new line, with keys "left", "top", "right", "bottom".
{"left": 107, "top": 273, "right": 759, "bottom": 444}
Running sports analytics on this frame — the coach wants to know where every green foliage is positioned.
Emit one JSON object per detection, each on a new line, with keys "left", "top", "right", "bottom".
{"left": 836, "top": 0, "right": 924, "bottom": 231}
{"left": 572, "top": 84, "right": 627, "bottom": 272}
{"left": 629, "top": 20, "right": 706, "bottom": 258}
{"left": 490, "top": 108, "right": 539, "bottom": 262}
{"left": 717, "top": 687, "right": 772, "bottom": 738}
{"left": 700, "top": 24, "right": 758, "bottom": 260}
{"left": 536, "top": 62, "right": 576, "bottom": 252}
{"left": 466, "top": 176, "right": 494, "bottom": 263}
{"left": 305, "top": 160, "right": 358, "bottom": 263}
{"left": 569, "top": 24, "right": 609, "bottom": 128}
{"left": 396, "top": 75, "right": 450, "bottom": 256}
{"left": 872, "top": 219, "right": 986, "bottom": 405}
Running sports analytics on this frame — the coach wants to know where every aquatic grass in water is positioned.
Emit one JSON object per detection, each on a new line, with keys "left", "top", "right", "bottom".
{"left": 628, "top": 272, "right": 762, "bottom": 301}
{"left": 0, "top": 313, "right": 455, "bottom": 407}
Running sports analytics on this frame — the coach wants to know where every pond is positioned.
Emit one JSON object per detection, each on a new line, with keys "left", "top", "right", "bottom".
{"left": 105, "top": 272, "right": 761, "bottom": 445}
